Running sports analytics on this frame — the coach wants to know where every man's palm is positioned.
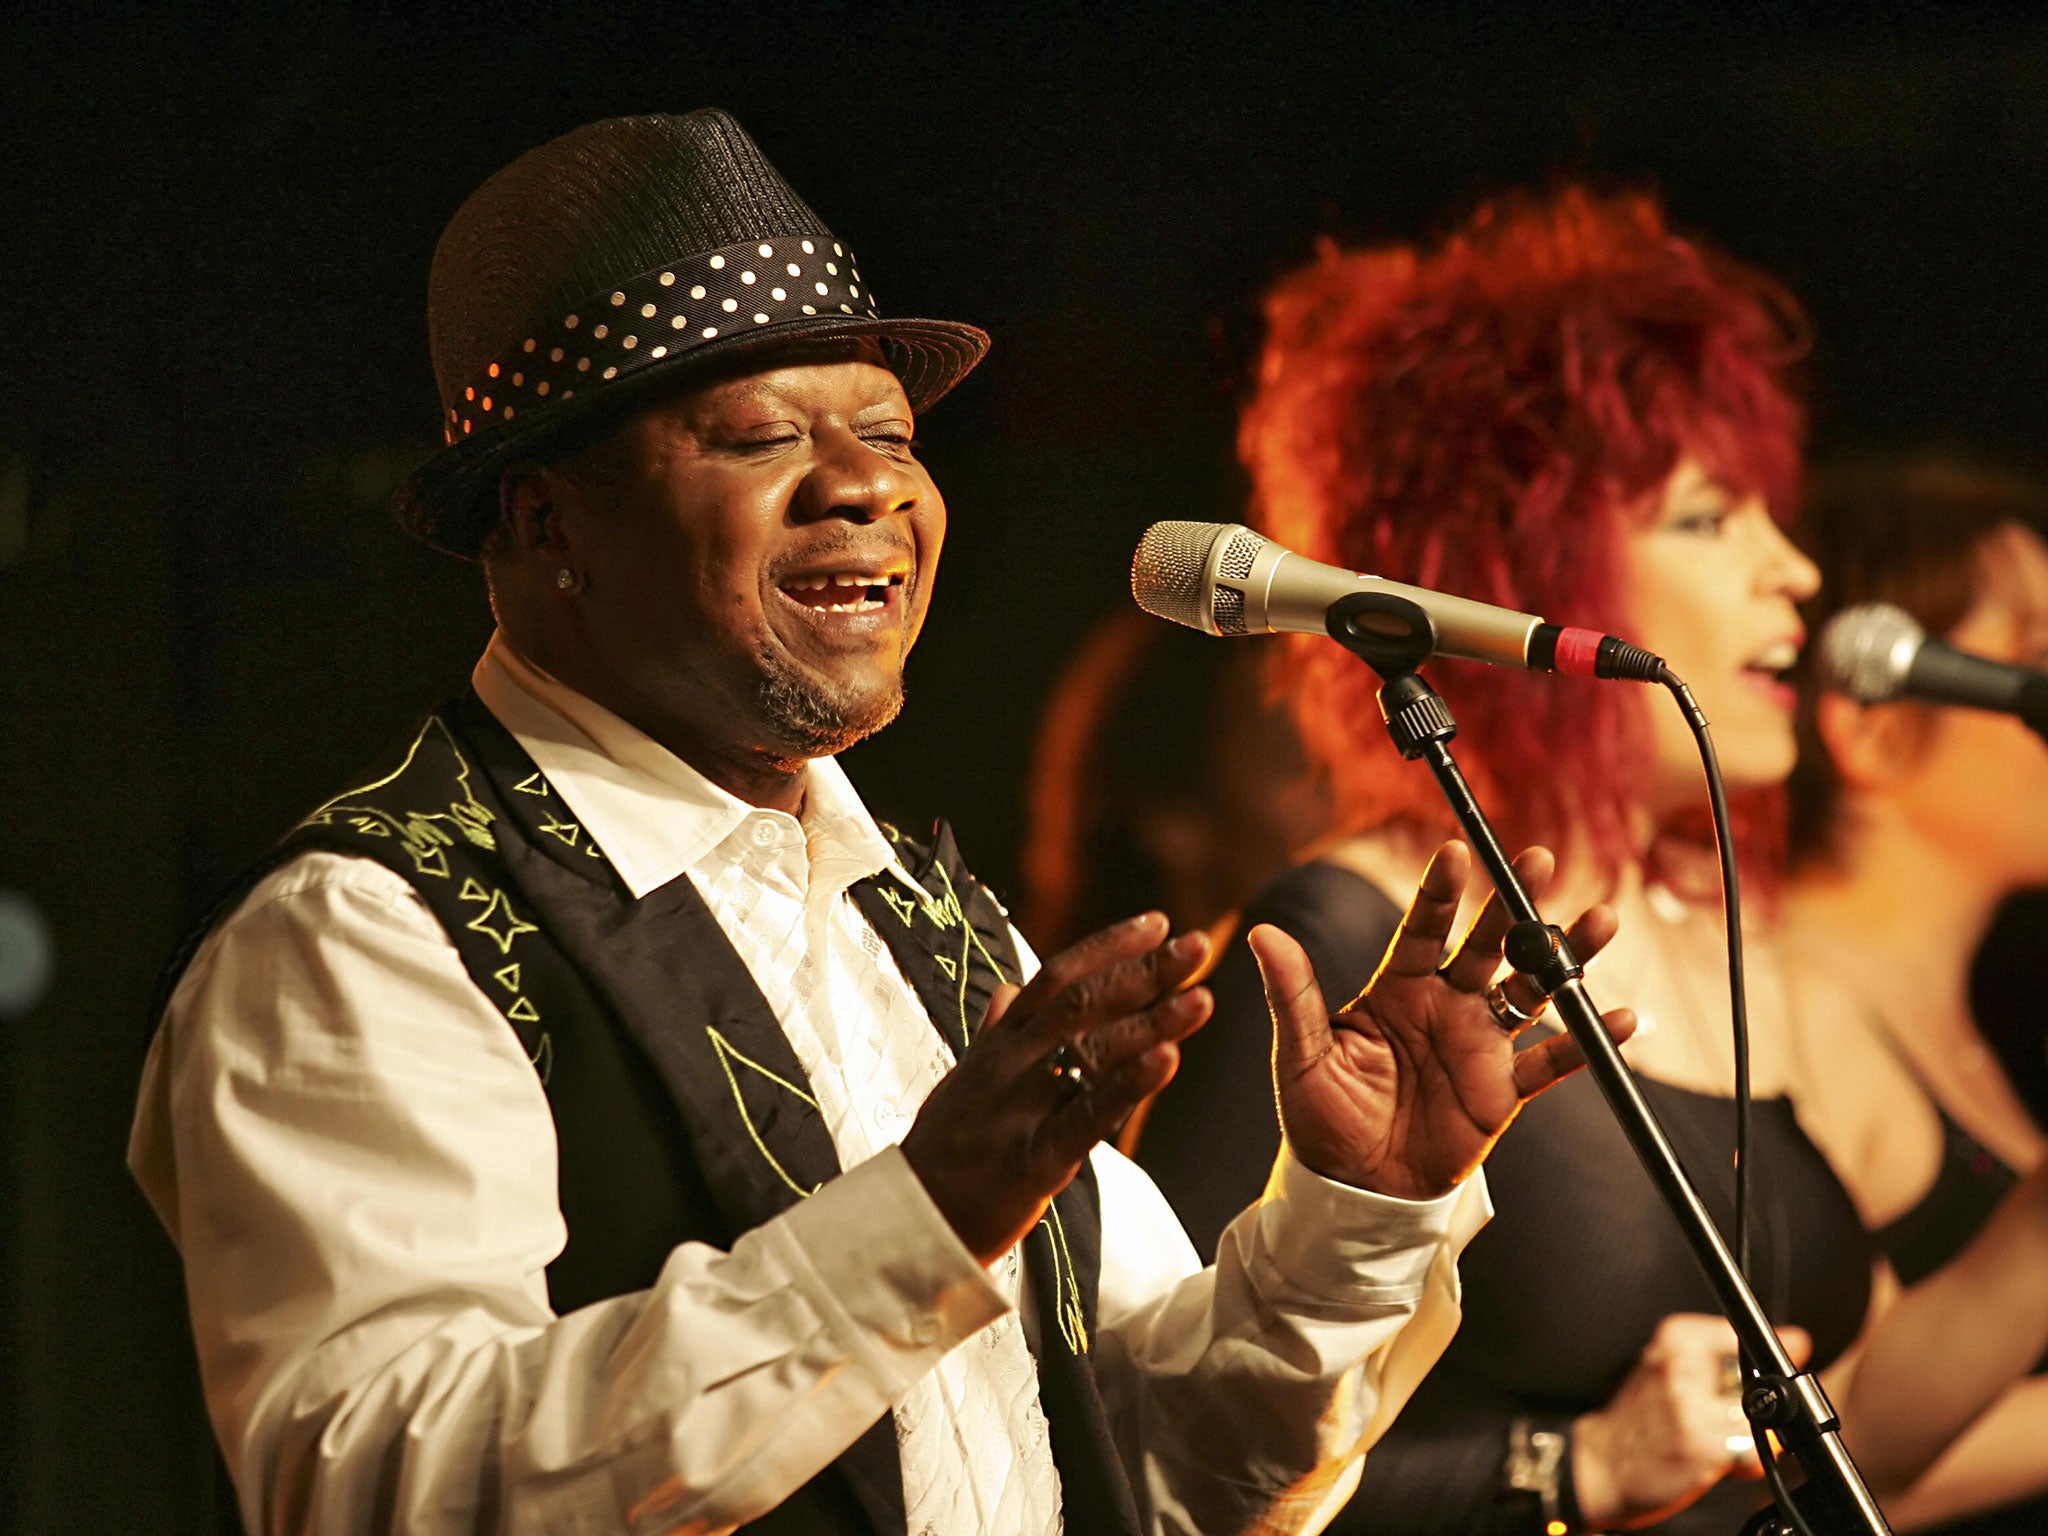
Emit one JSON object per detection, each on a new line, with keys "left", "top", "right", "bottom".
{"left": 1252, "top": 842, "right": 1633, "bottom": 1201}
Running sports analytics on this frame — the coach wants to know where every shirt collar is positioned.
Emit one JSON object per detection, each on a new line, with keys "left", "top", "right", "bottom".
{"left": 471, "top": 632, "right": 897, "bottom": 900}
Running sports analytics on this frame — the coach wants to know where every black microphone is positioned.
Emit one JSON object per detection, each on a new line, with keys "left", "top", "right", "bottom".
{"left": 1818, "top": 602, "right": 2048, "bottom": 734}
{"left": 1130, "top": 520, "right": 1664, "bottom": 680}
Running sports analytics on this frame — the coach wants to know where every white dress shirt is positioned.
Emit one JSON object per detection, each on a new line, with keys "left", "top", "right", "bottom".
{"left": 129, "top": 634, "right": 1490, "bottom": 1536}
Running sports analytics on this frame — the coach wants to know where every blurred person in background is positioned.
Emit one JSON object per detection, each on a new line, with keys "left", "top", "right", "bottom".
{"left": 1778, "top": 457, "right": 2048, "bottom": 1534}
{"left": 1019, "top": 606, "right": 1327, "bottom": 954}
{"left": 1135, "top": 187, "right": 2048, "bottom": 1534}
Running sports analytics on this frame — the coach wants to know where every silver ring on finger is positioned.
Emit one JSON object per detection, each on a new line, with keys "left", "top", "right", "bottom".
{"left": 1484, "top": 980, "right": 1544, "bottom": 1032}
{"left": 1047, "top": 1042, "right": 1088, "bottom": 1091}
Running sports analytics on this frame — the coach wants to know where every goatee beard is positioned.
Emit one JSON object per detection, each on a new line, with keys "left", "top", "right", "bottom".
{"left": 753, "top": 644, "right": 905, "bottom": 765}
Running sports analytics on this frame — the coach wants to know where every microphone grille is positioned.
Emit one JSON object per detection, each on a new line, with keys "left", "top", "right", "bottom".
{"left": 1212, "top": 587, "right": 1246, "bottom": 634}
{"left": 1132, "top": 520, "right": 1231, "bottom": 632}
{"left": 1818, "top": 602, "right": 1924, "bottom": 702}
{"left": 1217, "top": 528, "right": 1262, "bottom": 581}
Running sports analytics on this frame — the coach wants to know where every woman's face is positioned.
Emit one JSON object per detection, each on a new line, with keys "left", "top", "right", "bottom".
{"left": 1892, "top": 522, "right": 2048, "bottom": 885}
{"left": 1613, "top": 458, "right": 1821, "bottom": 812}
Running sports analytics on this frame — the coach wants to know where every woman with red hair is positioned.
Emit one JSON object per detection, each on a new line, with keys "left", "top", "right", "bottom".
{"left": 1135, "top": 189, "right": 2048, "bottom": 1533}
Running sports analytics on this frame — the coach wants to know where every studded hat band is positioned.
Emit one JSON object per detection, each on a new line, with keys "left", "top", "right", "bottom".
{"left": 446, "top": 234, "right": 878, "bottom": 444}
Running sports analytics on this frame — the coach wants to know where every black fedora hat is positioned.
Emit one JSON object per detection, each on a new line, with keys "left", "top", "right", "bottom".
{"left": 394, "top": 110, "right": 990, "bottom": 560}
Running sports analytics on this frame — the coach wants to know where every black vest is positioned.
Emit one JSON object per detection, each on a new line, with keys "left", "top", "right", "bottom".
{"left": 159, "top": 694, "right": 1140, "bottom": 1536}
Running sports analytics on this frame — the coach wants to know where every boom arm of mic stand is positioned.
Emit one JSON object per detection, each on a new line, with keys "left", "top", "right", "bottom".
{"left": 1325, "top": 592, "right": 1890, "bottom": 1536}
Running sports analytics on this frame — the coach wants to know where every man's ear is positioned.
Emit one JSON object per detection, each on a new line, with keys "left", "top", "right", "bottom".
{"left": 498, "top": 464, "right": 576, "bottom": 564}
{"left": 1814, "top": 692, "right": 1934, "bottom": 790}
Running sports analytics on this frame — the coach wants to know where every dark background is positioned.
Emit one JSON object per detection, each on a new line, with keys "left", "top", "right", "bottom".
{"left": 6, "top": 2, "right": 2048, "bottom": 1528}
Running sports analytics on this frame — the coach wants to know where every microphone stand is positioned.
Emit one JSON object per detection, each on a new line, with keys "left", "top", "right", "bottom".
{"left": 1326, "top": 591, "right": 1890, "bottom": 1536}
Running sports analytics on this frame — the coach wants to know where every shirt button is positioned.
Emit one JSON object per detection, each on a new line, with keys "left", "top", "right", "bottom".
{"left": 749, "top": 819, "right": 778, "bottom": 848}
{"left": 910, "top": 1315, "right": 940, "bottom": 1345}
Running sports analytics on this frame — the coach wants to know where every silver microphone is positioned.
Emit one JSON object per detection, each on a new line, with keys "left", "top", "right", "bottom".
{"left": 1130, "top": 520, "right": 1659, "bottom": 679}
{"left": 1819, "top": 602, "right": 2048, "bottom": 731}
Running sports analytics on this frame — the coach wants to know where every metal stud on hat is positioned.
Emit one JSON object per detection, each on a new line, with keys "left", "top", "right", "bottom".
{"left": 392, "top": 110, "right": 990, "bottom": 562}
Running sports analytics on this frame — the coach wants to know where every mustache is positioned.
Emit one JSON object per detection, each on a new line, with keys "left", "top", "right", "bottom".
{"left": 766, "top": 530, "right": 917, "bottom": 579}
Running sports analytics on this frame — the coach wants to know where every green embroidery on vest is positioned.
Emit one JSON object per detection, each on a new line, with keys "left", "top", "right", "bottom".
{"left": 912, "top": 860, "right": 1011, "bottom": 1051}
{"left": 449, "top": 798, "right": 494, "bottom": 848}
{"left": 465, "top": 888, "right": 538, "bottom": 954}
{"left": 707, "top": 1027, "right": 824, "bottom": 1200}
{"left": 293, "top": 716, "right": 570, "bottom": 1058}
{"left": 537, "top": 814, "right": 582, "bottom": 848}
{"left": 865, "top": 844, "right": 1018, "bottom": 1053}
{"left": 300, "top": 716, "right": 497, "bottom": 877}
{"left": 1042, "top": 1203, "right": 1089, "bottom": 1355}
{"left": 878, "top": 885, "right": 918, "bottom": 927}
{"left": 929, "top": 861, "right": 1011, "bottom": 987}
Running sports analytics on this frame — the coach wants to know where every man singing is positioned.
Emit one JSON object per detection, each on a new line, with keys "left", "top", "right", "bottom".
{"left": 129, "top": 110, "right": 1626, "bottom": 1536}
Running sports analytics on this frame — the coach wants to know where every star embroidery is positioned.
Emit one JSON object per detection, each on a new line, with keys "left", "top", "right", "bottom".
{"left": 465, "top": 888, "right": 537, "bottom": 954}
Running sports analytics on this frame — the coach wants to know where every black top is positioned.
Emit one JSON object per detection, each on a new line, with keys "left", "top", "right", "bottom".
{"left": 1872, "top": 1086, "right": 2019, "bottom": 1289}
{"left": 1138, "top": 859, "right": 1875, "bottom": 1536}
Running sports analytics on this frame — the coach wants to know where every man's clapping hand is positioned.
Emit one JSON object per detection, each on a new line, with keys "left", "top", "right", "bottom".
{"left": 901, "top": 911, "right": 1213, "bottom": 1265}
{"left": 1253, "top": 840, "right": 1636, "bottom": 1200}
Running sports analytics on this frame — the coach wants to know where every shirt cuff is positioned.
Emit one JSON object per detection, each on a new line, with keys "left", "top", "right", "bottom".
{"left": 1252, "top": 1142, "right": 1493, "bottom": 1306}
{"left": 761, "top": 1144, "right": 1011, "bottom": 1403}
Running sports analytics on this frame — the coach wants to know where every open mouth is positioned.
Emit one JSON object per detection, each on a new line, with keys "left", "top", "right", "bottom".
{"left": 1743, "top": 638, "right": 1802, "bottom": 693}
{"left": 776, "top": 570, "right": 906, "bottom": 615}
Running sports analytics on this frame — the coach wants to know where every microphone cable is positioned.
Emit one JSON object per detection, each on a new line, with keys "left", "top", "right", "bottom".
{"left": 1652, "top": 669, "right": 1752, "bottom": 1281}
{"left": 1655, "top": 665, "right": 1815, "bottom": 1536}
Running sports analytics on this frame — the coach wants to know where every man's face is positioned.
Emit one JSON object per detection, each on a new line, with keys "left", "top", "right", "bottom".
{"left": 547, "top": 340, "right": 945, "bottom": 770}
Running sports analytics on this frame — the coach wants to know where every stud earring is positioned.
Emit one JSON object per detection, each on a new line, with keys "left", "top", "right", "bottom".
{"left": 555, "top": 568, "right": 575, "bottom": 591}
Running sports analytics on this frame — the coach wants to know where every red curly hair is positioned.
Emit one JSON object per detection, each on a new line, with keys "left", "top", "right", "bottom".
{"left": 1241, "top": 187, "right": 1807, "bottom": 879}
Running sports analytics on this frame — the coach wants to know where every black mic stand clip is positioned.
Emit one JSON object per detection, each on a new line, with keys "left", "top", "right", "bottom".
{"left": 1324, "top": 590, "right": 1890, "bottom": 1536}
